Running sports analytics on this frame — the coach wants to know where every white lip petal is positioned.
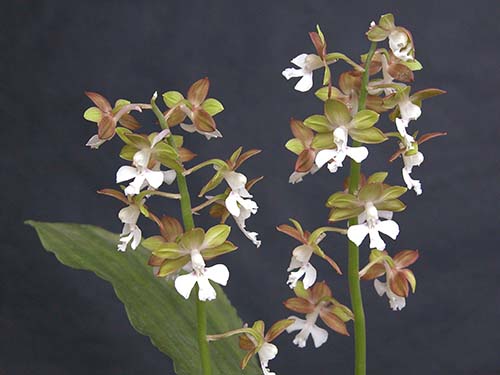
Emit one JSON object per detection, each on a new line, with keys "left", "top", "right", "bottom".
{"left": 346, "top": 146, "right": 369, "bottom": 163}
{"left": 225, "top": 192, "right": 241, "bottom": 217}
{"left": 374, "top": 279, "right": 387, "bottom": 296}
{"left": 282, "top": 67, "right": 304, "bottom": 80}
{"left": 144, "top": 170, "right": 165, "bottom": 189}
{"left": 131, "top": 226, "right": 142, "bottom": 249}
{"left": 368, "top": 228, "right": 386, "bottom": 250}
{"left": 118, "top": 205, "right": 140, "bottom": 224}
{"left": 347, "top": 224, "right": 369, "bottom": 246}
{"left": 204, "top": 264, "right": 230, "bottom": 286}
{"left": 376, "top": 220, "right": 400, "bottom": 240}
{"left": 86, "top": 134, "right": 106, "bottom": 149}
{"left": 294, "top": 71, "right": 314, "bottom": 92}
{"left": 315, "top": 149, "right": 337, "bottom": 169}
{"left": 290, "top": 53, "right": 309, "bottom": 68}
{"left": 133, "top": 149, "right": 151, "bottom": 168}
{"left": 197, "top": 275, "right": 218, "bottom": 301}
{"left": 285, "top": 316, "right": 307, "bottom": 333}
{"left": 116, "top": 165, "right": 138, "bottom": 183}
{"left": 163, "top": 169, "right": 177, "bottom": 185}
{"left": 224, "top": 171, "right": 247, "bottom": 191}
{"left": 302, "top": 264, "right": 317, "bottom": 289}
{"left": 310, "top": 324, "right": 329, "bottom": 348}
{"left": 180, "top": 123, "right": 196, "bottom": 133}
{"left": 174, "top": 273, "right": 198, "bottom": 299}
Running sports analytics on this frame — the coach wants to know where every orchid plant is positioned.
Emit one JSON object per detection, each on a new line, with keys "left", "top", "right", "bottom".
{"left": 30, "top": 12, "right": 445, "bottom": 375}
{"left": 275, "top": 13, "right": 445, "bottom": 375}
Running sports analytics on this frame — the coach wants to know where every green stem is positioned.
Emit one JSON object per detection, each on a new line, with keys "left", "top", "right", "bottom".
{"left": 152, "top": 95, "right": 212, "bottom": 375}
{"left": 347, "top": 41, "right": 377, "bottom": 375}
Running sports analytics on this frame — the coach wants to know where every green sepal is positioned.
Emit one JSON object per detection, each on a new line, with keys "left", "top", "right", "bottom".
{"left": 401, "top": 59, "right": 423, "bottom": 71}
{"left": 379, "top": 13, "right": 395, "bottom": 29}
{"left": 204, "top": 224, "right": 231, "bottom": 248}
{"left": 202, "top": 98, "right": 224, "bottom": 116}
{"left": 162, "top": 91, "right": 184, "bottom": 108}
{"left": 375, "top": 199, "right": 406, "bottom": 212}
{"left": 358, "top": 183, "right": 383, "bottom": 202}
{"left": 119, "top": 144, "right": 138, "bottom": 161}
{"left": 179, "top": 228, "right": 205, "bottom": 250}
{"left": 83, "top": 107, "right": 101, "bottom": 122}
{"left": 285, "top": 138, "right": 304, "bottom": 155}
{"left": 367, "top": 172, "right": 388, "bottom": 184}
{"left": 311, "top": 133, "right": 335, "bottom": 149}
{"left": 293, "top": 281, "right": 309, "bottom": 299}
{"left": 352, "top": 110, "right": 379, "bottom": 130}
{"left": 328, "top": 207, "right": 364, "bottom": 222}
{"left": 141, "top": 236, "right": 167, "bottom": 251}
{"left": 157, "top": 256, "right": 190, "bottom": 277}
{"left": 203, "top": 241, "right": 238, "bottom": 260}
{"left": 153, "top": 243, "right": 183, "bottom": 260}
{"left": 314, "top": 86, "right": 345, "bottom": 102}
{"left": 115, "top": 127, "right": 134, "bottom": 145}
{"left": 380, "top": 186, "right": 407, "bottom": 201}
{"left": 366, "top": 25, "right": 389, "bottom": 42}
{"left": 325, "top": 99, "right": 351, "bottom": 126}
{"left": 303, "top": 114, "right": 332, "bottom": 133}
{"left": 349, "top": 127, "right": 387, "bottom": 144}
{"left": 326, "top": 192, "right": 360, "bottom": 208}
{"left": 199, "top": 171, "right": 225, "bottom": 197}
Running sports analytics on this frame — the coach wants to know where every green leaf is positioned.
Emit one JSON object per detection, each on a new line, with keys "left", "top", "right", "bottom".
{"left": 27, "top": 221, "right": 261, "bottom": 375}
{"left": 202, "top": 98, "right": 224, "bottom": 116}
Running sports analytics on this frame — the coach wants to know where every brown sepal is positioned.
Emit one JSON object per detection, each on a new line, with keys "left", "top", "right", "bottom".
{"left": 159, "top": 216, "right": 184, "bottom": 241}
{"left": 389, "top": 270, "right": 410, "bottom": 297}
{"left": 118, "top": 113, "right": 141, "bottom": 130}
{"left": 85, "top": 91, "right": 112, "bottom": 112}
{"left": 283, "top": 297, "right": 315, "bottom": 314}
{"left": 393, "top": 249, "right": 419, "bottom": 268}
{"left": 97, "top": 188, "right": 129, "bottom": 205}
{"left": 295, "top": 149, "right": 315, "bottom": 173}
{"left": 98, "top": 115, "right": 116, "bottom": 140}
{"left": 193, "top": 108, "right": 216, "bottom": 132}
{"left": 309, "top": 31, "right": 326, "bottom": 57}
{"left": 319, "top": 310, "right": 349, "bottom": 336}
{"left": 187, "top": 77, "right": 210, "bottom": 106}
{"left": 387, "top": 63, "right": 414, "bottom": 83}
{"left": 178, "top": 147, "right": 197, "bottom": 162}
{"left": 276, "top": 224, "right": 306, "bottom": 243}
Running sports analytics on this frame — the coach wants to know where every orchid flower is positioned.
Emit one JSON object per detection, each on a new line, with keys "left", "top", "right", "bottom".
{"left": 117, "top": 204, "right": 142, "bottom": 252}
{"left": 282, "top": 53, "right": 326, "bottom": 92}
{"left": 347, "top": 202, "right": 399, "bottom": 250}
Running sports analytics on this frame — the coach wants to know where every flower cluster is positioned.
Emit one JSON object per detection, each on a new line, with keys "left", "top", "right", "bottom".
{"left": 82, "top": 78, "right": 262, "bottom": 303}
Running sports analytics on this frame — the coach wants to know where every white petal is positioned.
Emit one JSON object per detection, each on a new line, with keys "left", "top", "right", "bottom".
{"left": 118, "top": 205, "right": 140, "bottom": 224}
{"left": 151, "top": 128, "right": 170, "bottom": 147}
{"left": 225, "top": 192, "right": 241, "bottom": 217}
{"left": 116, "top": 166, "right": 138, "bottom": 183}
{"left": 287, "top": 256, "right": 302, "bottom": 271}
{"left": 294, "top": 72, "right": 314, "bottom": 92}
{"left": 180, "top": 123, "right": 196, "bottom": 133}
{"left": 400, "top": 99, "right": 421, "bottom": 122}
{"left": 374, "top": 279, "right": 387, "bottom": 296}
{"left": 389, "top": 294, "right": 407, "bottom": 311}
{"left": 130, "top": 226, "right": 142, "bottom": 249}
{"left": 124, "top": 176, "right": 145, "bottom": 196}
{"left": 145, "top": 170, "right": 165, "bottom": 189}
{"left": 204, "top": 264, "right": 230, "bottom": 286}
{"left": 302, "top": 264, "right": 317, "bottom": 289}
{"left": 259, "top": 342, "right": 278, "bottom": 363}
{"left": 289, "top": 171, "right": 306, "bottom": 184}
{"left": 287, "top": 268, "right": 305, "bottom": 289}
{"left": 282, "top": 67, "right": 304, "bottom": 80}
{"left": 377, "top": 220, "right": 400, "bottom": 240}
{"left": 163, "top": 169, "right": 177, "bottom": 185}
{"left": 292, "top": 245, "right": 313, "bottom": 263}
{"left": 347, "top": 224, "right": 369, "bottom": 246}
{"left": 367, "top": 228, "right": 386, "bottom": 250}
{"left": 310, "top": 324, "right": 329, "bottom": 348}
{"left": 315, "top": 149, "right": 337, "bottom": 169}
{"left": 86, "top": 134, "right": 106, "bottom": 149}
{"left": 285, "top": 316, "right": 307, "bottom": 333}
{"left": 346, "top": 146, "right": 369, "bottom": 163}
{"left": 133, "top": 149, "right": 151, "bottom": 168}
{"left": 290, "top": 53, "right": 308, "bottom": 68}
{"left": 224, "top": 171, "right": 247, "bottom": 191}
{"left": 174, "top": 273, "right": 198, "bottom": 299}
{"left": 197, "top": 275, "right": 218, "bottom": 301}
{"left": 402, "top": 168, "right": 422, "bottom": 195}
{"left": 378, "top": 210, "right": 393, "bottom": 220}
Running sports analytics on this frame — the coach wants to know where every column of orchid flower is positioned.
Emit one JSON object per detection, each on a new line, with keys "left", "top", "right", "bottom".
{"left": 82, "top": 78, "right": 272, "bottom": 375}
{"left": 276, "top": 14, "right": 445, "bottom": 375}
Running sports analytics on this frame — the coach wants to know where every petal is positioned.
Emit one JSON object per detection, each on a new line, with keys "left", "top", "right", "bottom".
{"left": 258, "top": 342, "right": 278, "bottom": 363}
{"left": 400, "top": 99, "right": 421, "bottom": 122}
{"left": 174, "top": 273, "right": 198, "bottom": 299}
{"left": 285, "top": 316, "right": 307, "bottom": 333}
{"left": 225, "top": 191, "right": 241, "bottom": 217}
{"left": 310, "top": 324, "right": 329, "bottom": 348}
{"left": 133, "top": 149, "right": 151, "bottom": 168}
{"left": 163, "top": 169, "right": 177, "bottom": 185}
{"left": 368, "top": 228, "right": 386, "bottom": 250}
{"left": 315, "top": 149, "right": 337, "bottom": 169}
{"left": 180, "top": 122, "right": 196, "bottom": 133}
{"left": 374, "top": 279, "right": 387, "bottom": 296}
{"left": 402, "top": 167, "right": 422, "bottom": 194}
{"left": 378, "top": 210, "right": 393, "bottom": 220}
{"left": 131, "top": 226, "right": 142, "bottom": 249}
{"left": 282, "top": 67, "right": 304, "bottom": 80}
{"left": 346, "top": 146, "right": 369, "bottom": 163}
{"left": 204, "top": 264, "right": 230, "bottom": 286}
{"left": 287, "top": 268, "right": 305, "bottom": 289}
{"left": 151, "top": 128, "right": 170, "bottom": 147}
{"left": 224, "top": 171, "right": 247, "bottom": 191}
{"left": 118, "top": 205, "right": 140, "bottom": 224}
{"left": 302, "top": 264, "right": 317, "bottom": 289}
{"left": 86, "top": 134, "right": 106, "bottom": 149}
{"left": 289, "top": 171, "right": 306, "bottom": 184}
{"left": 347, "top": 224, "right": 369, "bottom": 246}
{"left": 377, "top": 220, "right": 400, "bottom": 240}
{"left": 290, "top": 53, "right": 308, "bottom": 68}
{"left": 197, "top": 275, "right": 217, "bottom": 301}
{"left": 389, "top": 294, "right": 406, "bottom": 311}
{"left": 294, "top": 72, "right": 314, "bottom": 92}
{"left": 145, "top": 170, "right": 165, "bottom": 189}
{"left": 287, "top": 256, "right": 302, "bottom": 271}
{"left": 292, "top": 245, "right": 313, "bottom": 263}
{"left": 116, "top": 166, "right": 138, "bottom": 183}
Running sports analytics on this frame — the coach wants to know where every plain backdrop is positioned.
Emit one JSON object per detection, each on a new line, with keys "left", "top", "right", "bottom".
{"left": 1, "top": 0, "right": 499, "bottom": 374}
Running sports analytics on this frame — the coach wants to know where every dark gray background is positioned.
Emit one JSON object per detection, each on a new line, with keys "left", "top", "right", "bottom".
{"left": 1, "top": 0, "right": 499, "bottom": 374}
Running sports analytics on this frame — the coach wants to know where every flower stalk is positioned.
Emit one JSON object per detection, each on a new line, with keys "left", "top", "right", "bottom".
{"left": 347, "top": 41, "right": 377, "bottom": 375}
{"left": 152, "top": 94, "right": 212, "bottom": 375}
